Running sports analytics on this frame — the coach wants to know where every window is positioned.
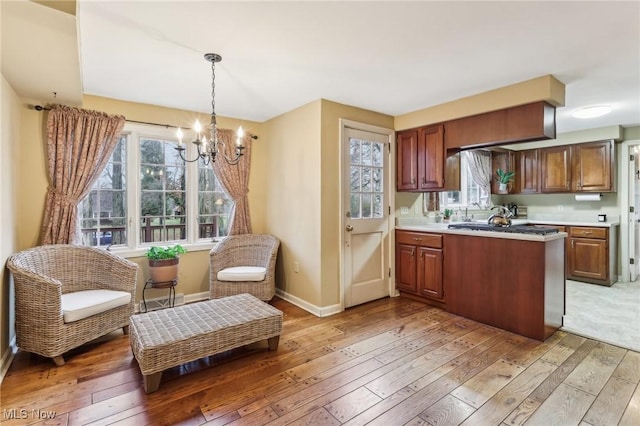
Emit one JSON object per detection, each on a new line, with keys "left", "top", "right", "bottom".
{"left": 79, "top": 124, "right": 233, "bottom": 253}
{"left": 139, "top": 137, "right": 186, "bottom": 243}
{"left": 79, "top": 135, "right": 127, "bottom": 247}
{"left": 440, "top": 154, "right": 489, "bottom": 208}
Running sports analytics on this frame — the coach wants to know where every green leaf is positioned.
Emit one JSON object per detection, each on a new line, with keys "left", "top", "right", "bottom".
{"left": 146, "top": 244, "right": 187, "bottom": 260}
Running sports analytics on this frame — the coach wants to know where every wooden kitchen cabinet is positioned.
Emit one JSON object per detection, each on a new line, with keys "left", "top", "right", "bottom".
{"left": 395, "top": 243, "right": 417, "bottom": 292}
{"left": 417, "top": 125, "right": 445, "bottom": 190}
{"left": 515, "top": 149, "right": 540, "bottom": 194}
{"left": 537, "top": 140, "right": 615, "bottom": 194}
{"left": 395, "top": 230, "right": 444, "bottom": 303}
{"left": 396, "top": 125, "right": 458, "bottom": 192}
{"left": 396, "top": 129, "right": 419, "bottom": 190}
{"left": 567, "top": 226, "right": 612, "bottom": 285}
{"left": 417, "top": 247, "right": 443, "bottom": 299}
{"left": 571, "top": 140, "right": 615, "bottom": 192}
{"left": 540, "top": 145, "right": 571, "bottom": 192}
{"left": 444, "top": 101, "right": 555, "bottom": 149}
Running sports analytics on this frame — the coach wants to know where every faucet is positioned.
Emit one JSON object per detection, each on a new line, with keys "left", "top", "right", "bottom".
{"left": 462, "top": 202, "right": 482, "bottom": 222}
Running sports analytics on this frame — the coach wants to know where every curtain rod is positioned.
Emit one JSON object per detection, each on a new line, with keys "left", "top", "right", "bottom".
{"left": 32, "top": 105, "right": 258, "bottom": 139}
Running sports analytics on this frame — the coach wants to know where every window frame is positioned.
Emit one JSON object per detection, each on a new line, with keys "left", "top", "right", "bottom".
{"left": 439, "top": 154, "right": 489, "bottom": 209}
{"left": 81, "top": 123, "right": 231, "bottom": 258}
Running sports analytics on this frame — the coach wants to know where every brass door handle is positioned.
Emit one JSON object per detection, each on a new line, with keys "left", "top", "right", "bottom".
{"left": 346, "top": 225, "right": 353, "bottom": 232}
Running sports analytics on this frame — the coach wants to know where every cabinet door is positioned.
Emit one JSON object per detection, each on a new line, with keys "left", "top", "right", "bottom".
{"left": 395, "top": 243, "right": 417, "bottom": 293}
{"left": 396, "top": 130, "right": 418, "bottom": 190}
{"left": 417, "top": 125, "right": 445, "bottom": 190}
{"left": 515, "top": 149, "right": 539, "bottom": 194}
{"left": 568, "top": 237, "right": 608, "bottom": 281}
{"left": 571, "top": 140, "right": 614, "bottom": 192}
{"left": 417, "top": 247, "right": 443, "bottom": 300}
{"left": 540, "top": 146, "right": 571, "bottom": 193}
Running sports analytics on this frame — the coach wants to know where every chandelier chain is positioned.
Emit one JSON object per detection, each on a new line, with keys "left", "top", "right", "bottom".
{"left": 211, "top": 59, "right": 217, "bottom": 127}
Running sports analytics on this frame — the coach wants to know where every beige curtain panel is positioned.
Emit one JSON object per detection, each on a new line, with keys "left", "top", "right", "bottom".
{"left": 40, "top": 105, "right": 125, "bottom": 245}
{"left": 212, "top": 129, "right": 253, "bottom": 235}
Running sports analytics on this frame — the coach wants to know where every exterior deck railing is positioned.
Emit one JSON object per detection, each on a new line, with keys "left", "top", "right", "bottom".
{"left": 81, "top": 216, "right": 220, "bottom": 245}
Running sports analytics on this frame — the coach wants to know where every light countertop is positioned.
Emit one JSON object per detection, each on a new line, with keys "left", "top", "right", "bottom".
{"left": 395, "top": 223, "right": 568, "bottom": 242}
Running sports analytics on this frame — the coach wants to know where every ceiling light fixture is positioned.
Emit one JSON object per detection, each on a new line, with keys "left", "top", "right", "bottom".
{"left": 175, "top": 53, "right": 244, "bottom": 165}
{"left": 572, "top": 105, "right": 612, "bottom": 119}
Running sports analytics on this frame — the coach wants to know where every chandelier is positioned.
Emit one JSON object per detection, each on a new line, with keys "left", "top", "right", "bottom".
{"left": 175, "top": 53, "right": 244, "bottom": 165}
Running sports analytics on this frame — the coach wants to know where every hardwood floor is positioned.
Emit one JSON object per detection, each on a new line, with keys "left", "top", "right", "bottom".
{"left": 1, "top": 296, "right": 639, "bottom": 426}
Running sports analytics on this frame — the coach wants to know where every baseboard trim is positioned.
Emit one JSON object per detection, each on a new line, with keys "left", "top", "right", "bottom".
{"left": 0, "top": 336, "right": 18, "bottom": 384}
{"left": 275, "top": 289, "right": 342, "bottom": 317}
{"left": 184, "top": 291, "right": 210, "bottom": 304}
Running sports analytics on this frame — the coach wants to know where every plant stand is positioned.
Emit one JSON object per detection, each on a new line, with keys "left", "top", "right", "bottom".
{"left": 142, "top": 279, "right": 177, "bottom": 312}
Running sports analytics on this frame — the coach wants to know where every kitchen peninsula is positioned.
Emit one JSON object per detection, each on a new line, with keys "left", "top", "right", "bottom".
{"left": 395, "top": 224, "right": 566, "bottom": 341}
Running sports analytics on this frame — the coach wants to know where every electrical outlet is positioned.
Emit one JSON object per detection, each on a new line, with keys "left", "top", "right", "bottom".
{"left": 415, "top": 204, "right": 421, "bottom": 214}
{"left": 400, "top": 206, "right": 409, "bottom": 215}
{"left": 558, "top": 205, "right": 564, "bottom": 212}
{"left": 293, "top": 261, "right": 299, "bottom": 273}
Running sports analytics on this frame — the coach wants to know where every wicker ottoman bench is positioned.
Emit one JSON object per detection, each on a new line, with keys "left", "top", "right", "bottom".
{"left": 129, "top": 293, "right": 283, "bottom": 393}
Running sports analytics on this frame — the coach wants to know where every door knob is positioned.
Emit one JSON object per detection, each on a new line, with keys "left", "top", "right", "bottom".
{"left": 346, "top": 225, "right": 353, "bottom": 232}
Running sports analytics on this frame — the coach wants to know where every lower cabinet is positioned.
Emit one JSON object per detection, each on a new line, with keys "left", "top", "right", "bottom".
{"left": 537, "top": 224, "right": 615, "bottom": 286}
{"left": 395, "top": 230, "right": 444, "bottom": 303}
{"left": 567, "top": 226, "right": 612, "bottom": 285}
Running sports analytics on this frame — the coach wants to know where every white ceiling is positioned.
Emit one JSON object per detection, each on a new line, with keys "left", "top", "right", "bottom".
{"left": 3, "top": 1, "right": 640, "bottom": 134}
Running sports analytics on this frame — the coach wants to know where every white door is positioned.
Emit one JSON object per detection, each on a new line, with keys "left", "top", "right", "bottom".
{"left": 632, "top": 146, "right": 639, "bottom": 281}
{"left": 342, "top": 122, "right": 392, "bottom": 308}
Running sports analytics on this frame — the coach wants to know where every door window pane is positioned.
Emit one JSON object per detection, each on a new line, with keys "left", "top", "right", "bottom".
{"left": 349, "top": 138, "right": 384, "bottom": 220}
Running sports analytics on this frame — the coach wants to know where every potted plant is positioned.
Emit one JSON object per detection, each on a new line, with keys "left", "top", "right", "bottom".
{"left": 443, "top": 208, "right": 453, "bottom": 222}
{"left": 146, "top": 244, "right": 187, "bottom": 283}
{"left": 496, "top": 168, "right": 515, "bottom": 192}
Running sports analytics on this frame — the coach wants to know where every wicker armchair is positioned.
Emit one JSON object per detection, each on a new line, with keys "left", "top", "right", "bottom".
{"left": 209, "top": 234, "right": 280, "bottom": 301}
{"left": 7, "top": 245, "right": 138, "bottom": 366}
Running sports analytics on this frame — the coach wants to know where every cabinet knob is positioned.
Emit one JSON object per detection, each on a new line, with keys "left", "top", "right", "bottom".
{"left": 412, "top": 237, "right": 423, "bottom": 241}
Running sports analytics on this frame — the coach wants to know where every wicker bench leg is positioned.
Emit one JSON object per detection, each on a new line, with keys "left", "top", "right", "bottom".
{"left": 143, "top": 372, "right": 163, "bottom": 393}
{"left": 122, "top": 325, "right": 130, "bottom": 335}
{"left": 268, "top": 335, "right": 280, "bottom": 351}
{"left": 52, "top": 355, "right": 65, "bottom": 366}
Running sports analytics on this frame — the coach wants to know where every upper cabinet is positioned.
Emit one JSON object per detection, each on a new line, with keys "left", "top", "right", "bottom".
{"left": 490, "top": 140, "right": 616, "bottom": 195}
{"left": 396, "top": 101, "right": 557, "bottom": 193}
{"left": 444, "top": 101, "right": 556, "bottom": 150}
{"left": 516, "top": 149, "right": 540, "bottom": 194}
{"left": 396, "top": 125, "right": 459, "bottom": 192}
{"left": 418, "top": 125, "right": 445, "bottom": 190}
{"left": 571, "top": 140, "right": 615, "bottom": 192}
{"left": 396, "top": 130, "right": 419, "bottom": 190}
{"left": 540, "top": 145, "right": 571, "bottom": 193}
{"left": 539, "top": 140, "right": 615, "bottom": 193}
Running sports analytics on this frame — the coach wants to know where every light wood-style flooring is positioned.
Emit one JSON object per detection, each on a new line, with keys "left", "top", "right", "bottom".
{"left": 1, "top": 296, "right": 639, "bottom": 425}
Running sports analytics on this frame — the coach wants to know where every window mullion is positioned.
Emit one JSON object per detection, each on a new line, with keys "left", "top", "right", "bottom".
{"left": 186, "top": 144, "right": 199, "bottom": 243}
{"left": 128, "top": 130, "right": 140, "bottom": 250}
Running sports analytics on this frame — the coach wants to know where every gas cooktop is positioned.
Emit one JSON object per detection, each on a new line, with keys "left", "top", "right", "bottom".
{"left": 447, "top": 223, "right": 560, "bottom": 235}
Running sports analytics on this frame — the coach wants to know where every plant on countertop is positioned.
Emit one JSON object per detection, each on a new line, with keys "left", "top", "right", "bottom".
{"left": 146, "top": 244, "right": 187, "bottom": 260}
{"left": 496, "top": 168, "right": 515, "bottom": 184}
{"left": 443, "top": 208, "right": 453, "bottom": 218}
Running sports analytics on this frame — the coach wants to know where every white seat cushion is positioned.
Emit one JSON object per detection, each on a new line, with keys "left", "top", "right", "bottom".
{"left": 217, "top": 266, "right": 266, "bottom": 282}
{"left": 61, "top": 289, "right": 131, "bottom": 323}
